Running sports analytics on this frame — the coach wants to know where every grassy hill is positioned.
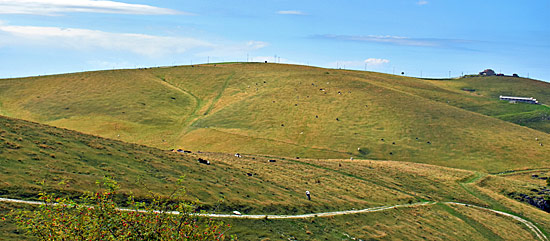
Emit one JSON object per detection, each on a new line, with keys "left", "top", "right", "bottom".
{"left": 2, "top": 115, "right": 550, "bottom": 240}
{"left": 1, "top": 63, "right": 550, "bottom": 173}
{"left": 426, "top": 75, "right": 550, "bottom": 133}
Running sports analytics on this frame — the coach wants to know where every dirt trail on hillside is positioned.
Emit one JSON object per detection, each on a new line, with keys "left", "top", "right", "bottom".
{"left": 1, "top": 198, "right": 546, "bottom": 240}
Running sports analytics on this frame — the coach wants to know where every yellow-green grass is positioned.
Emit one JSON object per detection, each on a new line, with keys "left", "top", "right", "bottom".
{"left": 2, "top": 115, "right": 549, "bottom": 240}
{"left": 223, "top": 203, "right": 536, "bottom": 240}
{"left": 0, "top": 115, "right": 468, "bottom": 214}
{"left": 460, "top": 174, "right": 550, "bottom": 235}
{"left": 1, "top": 64, "right": 550, "bottom": 172}
{"left": 426, "top": 75, "right": 550, "bottom": 132}
{"left": 1, "top": 202, "right": 537, "bottom": 241}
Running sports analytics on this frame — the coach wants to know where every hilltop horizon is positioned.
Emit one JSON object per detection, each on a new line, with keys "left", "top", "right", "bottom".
{"left": 3, "top": 62, "right": 547, "bottom": 83}
{"left": 0, "top": 0, "right": 548, "bottom": 80}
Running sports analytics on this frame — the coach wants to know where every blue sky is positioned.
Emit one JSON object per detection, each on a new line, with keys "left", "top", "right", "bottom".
{"left": 0, "top": 0, "right": 549, "bottom": 80}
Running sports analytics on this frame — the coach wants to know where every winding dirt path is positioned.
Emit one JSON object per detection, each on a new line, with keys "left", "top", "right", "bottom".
{"left": 1, "top": 197, "right": 546, "bottom": 240}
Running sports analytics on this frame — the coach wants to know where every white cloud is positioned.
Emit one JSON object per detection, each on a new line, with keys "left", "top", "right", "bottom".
{"left": 329, "top": 58, "right": 390, "bottom": 69}
{"left": 277, "top": 10, "right": 306, "bottom": 15}
{"left": 246, "top": 41, "right": 268, "bottom": 50}
{"left": 315, "top": 34, "right": 472, "bottom": 48}
{"left": 250, "top": 56, "right": 288, "bottom": 63}
{"left": 0, "top": 23, "right": 212, "bottom": 57}
{"left": 197, "top": 41, "right": 269, "bottom": 59}
{"left": 0, "top": 23, "right": 269, "bottom": 59}
{"left": 364, "top": 58, "right": 390, "bottom": 65}
{"left": 0, "top": 0, "right": 188, "bottom": 16}
{"left": 417, "top": 1, "right": 428, "bottom": 5}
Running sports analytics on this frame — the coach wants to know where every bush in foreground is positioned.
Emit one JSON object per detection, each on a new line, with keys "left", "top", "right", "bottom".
{"left": 8, "top": 178, "right": 233, "bottom": 240}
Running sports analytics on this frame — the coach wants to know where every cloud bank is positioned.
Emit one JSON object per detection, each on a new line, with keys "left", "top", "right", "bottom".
{"left": 365, "top": 58, "right": 390, "bottom": 65}
{"left": 0, "top": 23, "right": 266, "bottom": 58}
{"left": 329, "top": 58, "right": 390, "bottom": 69}
{"left": 314, "top": 34, "right": 473, "bottom": 49}
{"left": 277, "top": 10, "right": 306, "bottom": 15}
{"left": 0, "top": 0, "right": 187, "bottom": 16}
{"left": 417, "top": 1, "right": 429, "bottom": 5}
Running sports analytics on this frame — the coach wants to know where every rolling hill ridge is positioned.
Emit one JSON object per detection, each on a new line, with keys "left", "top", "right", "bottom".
{"left": 1, "top": 63, "right": 549, "bottom": 172}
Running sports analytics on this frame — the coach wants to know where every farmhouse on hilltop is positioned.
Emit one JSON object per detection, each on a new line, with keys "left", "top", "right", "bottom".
{"left": 500, "top": 96, "right": 539, "bottom": 104}
{"left": 479, "top": 69, "right": 496, "bottom": 76}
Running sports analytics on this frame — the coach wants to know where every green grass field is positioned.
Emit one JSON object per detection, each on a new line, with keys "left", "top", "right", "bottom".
{"left": 1, "top": 114, "right": 550, "bottom": 240}
{"left": 1, "top": 63, "right": 550, "bottom": 173}
{"left": 2, "top": 63, "right": 550, "bottom": 240}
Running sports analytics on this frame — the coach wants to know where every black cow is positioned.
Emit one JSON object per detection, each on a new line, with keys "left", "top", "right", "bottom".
{"left": 198, "top": 158, "right": 210, "bottom": 165}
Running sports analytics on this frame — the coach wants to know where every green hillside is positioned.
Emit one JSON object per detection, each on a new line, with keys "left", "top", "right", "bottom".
{"left": 1, "top": 63, "right": 550, "bottom": 173}
{"left": 426, "top": 75, "right": 550, "bottom": 132}
{"left": 2, "top": 115, "right": 550, "bottom": 240}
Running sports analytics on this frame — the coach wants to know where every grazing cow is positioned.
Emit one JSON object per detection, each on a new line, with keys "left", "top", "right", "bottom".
{"left": 268, "top": 159, "right": 276, "bottom": 163}
{"left": 198, "top": 158, "right": 210, "bottom": 165}
{"left": 336, "top": 118, "right": 340, "bottom": 121}
{"left": 235, "top": 153, "right": 241, "bottom": 158}
{"left": 177, "top": 149, "right": 184, "bottom": 153}
{"left": 246, "top": 173, "right": 253, "bottom": 176}
{"left": 184, "top": 150, "right": 192, "bottom": 153}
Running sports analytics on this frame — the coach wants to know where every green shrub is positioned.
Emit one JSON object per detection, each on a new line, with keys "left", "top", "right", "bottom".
{"left": 8, "top": 178, "right": 233, "bottom": 240}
